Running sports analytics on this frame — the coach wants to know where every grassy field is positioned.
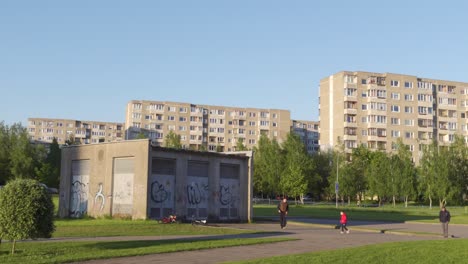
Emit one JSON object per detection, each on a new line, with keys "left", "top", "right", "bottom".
{"left": 54, "top": 218, "right": 255, "bottom": 237}
{"left": 0, "top": 237, "right": 294, "bottom": 264}
{"left": 254, "top": 204, "right": 468, "bottom": 224}
{"left": 229, "top": 239, "right": 468, "bottom": 264}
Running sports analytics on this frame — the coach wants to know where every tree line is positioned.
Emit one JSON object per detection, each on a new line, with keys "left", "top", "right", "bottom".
{"left": 0, "top": 122, "right": 60, "bottom": 188}
{"left": 254, "top": 134, "right": 467, "bottom": 207}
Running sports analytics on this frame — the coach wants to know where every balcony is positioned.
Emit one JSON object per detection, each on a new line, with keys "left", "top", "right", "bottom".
{"left": 343, "top": 134, "right": 357, "bottom": 141}
{"left": 344, "top": 121, "right": 357, "bottom": 128}
{"left": 344, "top": 108, "right": 357, "bottom": 115}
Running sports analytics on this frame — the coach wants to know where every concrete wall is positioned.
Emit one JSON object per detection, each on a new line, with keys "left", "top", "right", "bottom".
{"left": 59, "top": 139, "right": 150, "bottom": 219}
{"left": 149, "top": 148, "right": 252, "bottom": 222}
{"left": 59, "top": 140, "right": 253, "bottom": 222}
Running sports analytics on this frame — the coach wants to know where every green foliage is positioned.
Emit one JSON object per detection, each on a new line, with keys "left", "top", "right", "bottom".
{"left": 253, "top": 134, "right": 283, "bottom": 196}
{"left": 0, "top": 179, "right": 55, "bottom": 254}
{"left": 36, "top": 138, "right": 61, "bottom": 188}
{"left": 0, "top": 122, "right": 47, "bottom": 184}
{"left": 135, "top": 132, "right": 148, "bottom": 139}
{"left": 236, "top": 137, "right": 248, "bottom": 151}
{"left": 164, "top": 131, "right": 182, "bottom": 149}
{"left": 367, "top": 151, "right": 391, "bottom": 205}
{"left": 280, "top": 133, "right": 312, "bottom": 199}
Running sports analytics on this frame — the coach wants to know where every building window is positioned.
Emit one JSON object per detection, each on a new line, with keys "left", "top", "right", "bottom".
{"left": 391, "top": 105, "right": 400, "bottom": 112}
{"left": 391, "top": 80, "right": 400, "bottom": 87}
{"left": 391, "top": 93, "right": 400, "bottom": 100}
{"left": 404, "top": 106, "right": 413, "bottom": 113}
{"left": 362, "top": 104, "right": 367, "bottom": 110}
{"left": 404, "top": 82, "right": 413, "bottom": 88}
{"left": 404, "top": 94, "right": 414, "bottom": 101}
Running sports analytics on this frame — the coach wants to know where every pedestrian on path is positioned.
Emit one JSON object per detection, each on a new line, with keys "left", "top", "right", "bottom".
{"left": 340, "top": 211, "right": 349, "bottom": 234}
{"left": 277, "top": 197, "right": 289, "bottom": 229}
{"left": 439, "top": 206, "right": 451, "bottom": 238}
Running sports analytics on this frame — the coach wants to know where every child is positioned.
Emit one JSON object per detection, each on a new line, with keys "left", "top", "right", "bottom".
{"left": 340, "top": 211, "right": 349, "bottom": 234}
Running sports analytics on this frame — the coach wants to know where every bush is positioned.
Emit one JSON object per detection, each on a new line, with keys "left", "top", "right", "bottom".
{"left": 0, "top": 179, "right": 55, "bottom": 254}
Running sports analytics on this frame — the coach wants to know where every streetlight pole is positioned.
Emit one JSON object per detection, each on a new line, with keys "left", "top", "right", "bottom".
{"left": 335, "top": 155, "right": 339, "bottom": 208}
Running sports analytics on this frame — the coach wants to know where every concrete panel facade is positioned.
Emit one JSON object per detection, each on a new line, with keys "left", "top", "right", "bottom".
{"left": 59, "top": 140, "right": 253, "bottom": 222}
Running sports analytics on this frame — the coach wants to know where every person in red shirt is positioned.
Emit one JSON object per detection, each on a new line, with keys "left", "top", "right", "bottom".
{"left": 340, "top": 211, "right": 349, "bottom": 234}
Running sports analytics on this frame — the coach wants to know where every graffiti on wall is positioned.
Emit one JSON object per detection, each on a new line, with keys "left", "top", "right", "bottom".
{"left": 94, "top": 183, "right": 105, "bottom": 212}
{"left": 70, "top": 178, "right": 88, "bottom": 217}
{"left": 219, "top": 178, "right": 239, "bottom": 219}
{"left": 148, "top": 175, "right": 174, "bottom": 219}
{"left": 151, "top": 180, "right": 169, "bottom": 203}
{"left": 187, "top": 182, "right": 209, "bottom": 205}
{"left": 219, "top": 184, "right": 233, "bottom": 206}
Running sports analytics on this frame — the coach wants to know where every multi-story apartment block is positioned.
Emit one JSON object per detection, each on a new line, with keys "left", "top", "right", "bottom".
{"left": 28, "top": 118, "right": 124, "bottom": 145}
{"left": 319, "top": 71, "right": 468, "bottom": 162}
{"left": 125, "top": 100, "right": 293, "bottom": 152}
{"left": 292, "top": 120, "right": 320, "bottom": 154}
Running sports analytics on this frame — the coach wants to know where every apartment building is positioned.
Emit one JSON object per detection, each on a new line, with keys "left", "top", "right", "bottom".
{"left": 292, "top": 120, "right": 320, "bottom": 154}
{"left": 319, "top": 71, "right": 468, "bottom": 162}
{"left": 125, "top": 100, "right": 293, "bottom": 152}
{"left": 28, "top": 118, "right": 124, "bottom": 145}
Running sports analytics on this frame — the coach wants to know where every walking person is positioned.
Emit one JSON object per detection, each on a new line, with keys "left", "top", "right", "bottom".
{"left": 277, "top": 197, "right": 289, "bottom": 229}
{"left": 340, "top": 211, "right": 349, "bottom": 234}
{"left": 439, "top": 206, "right": 451, "bottom": 238}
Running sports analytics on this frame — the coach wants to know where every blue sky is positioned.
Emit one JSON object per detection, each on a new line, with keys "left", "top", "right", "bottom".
{"left": 1, "top": 1, "right": 467, "bottom": 125}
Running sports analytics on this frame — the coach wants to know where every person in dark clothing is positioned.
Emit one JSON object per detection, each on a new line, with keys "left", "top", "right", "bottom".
{"left": 277, "top": 197, "right": 289, "bottom": 229}
{"left": 439, "top": 206, "right": 451, "bottom": 238}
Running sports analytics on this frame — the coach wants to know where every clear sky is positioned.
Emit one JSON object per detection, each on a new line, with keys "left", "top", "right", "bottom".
{"left": 1, "top": 1, "right": 468, "bottom": 125}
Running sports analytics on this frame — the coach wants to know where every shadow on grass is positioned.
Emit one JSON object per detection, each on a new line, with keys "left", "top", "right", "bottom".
{"left": 86, "top": 231, "right": 289, "bottom": 250}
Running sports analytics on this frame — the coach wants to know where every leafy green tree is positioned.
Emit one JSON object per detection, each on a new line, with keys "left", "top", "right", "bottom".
{"left": 418, "top": 141, "right": 439, "bottom": 209}
{"left": 393, "top": 139, "right": 416, "bottom": 207}
{"left": 0, "top": 179, "right": 55, "bottom": 254}
{"left": 348, "top": 145, "right": 371, "bottom": 202}
{"left": 367, "top": 151, "right": 392, "bottom": 206}
{"left": 447, "top": 135, "right": 468, "bottom": 204}
{"left": 0, "top": 122, "right": 46, "bottom": 183}
{"left": 36, "top": 138, "right": 61, "bottom": 188}
{"left": 236, "top": 137, "right": 248, "bottom": 151}
{"left": 310, "top": 150, "right": 333, "bottom": 200}
{"left": 9, "top": 124, "right": 45, "bottom": 179}
{"left": 253, "top": 134, "right": 283, "bottom": 197}
{"left": 0, "top": 122, "right": 11, "bottom": 185}
{"left": 280, "top": 133, "right": 312, "bottom": 203}
{"left": 164, "top": 131, "right": 182, "bottom": 149}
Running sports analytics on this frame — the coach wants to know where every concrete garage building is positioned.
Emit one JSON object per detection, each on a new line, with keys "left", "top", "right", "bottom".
{"left": 58, "top": 139, "right": 253, "bottom": 222}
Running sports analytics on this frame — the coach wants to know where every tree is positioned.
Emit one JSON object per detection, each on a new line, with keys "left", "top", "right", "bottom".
{"left": 236, "top": 137, "right": 248, "bottom": 151}
{"left": 367, "top": 151, "right": 392, "bottom": 206}
{"left": 0, "top": 179, "right": 55, "bottom": 254}
{"left": 310, "top": 150, "right": 333, "bottom": 200}
{"left": 164, "top": 131, "right": 182, "bottom": 149}
{"left": 418, "top": 141, "right": 439, "bottom": 209}
{"left": 36, "top": 138, "right": 61, "bottom": 188}
{"left": 253, "top": 134, "right": 283, "bottom": 197}
{"left": 280, "top": 133, "right": 312, "bottom": 203}
{"left": 447, "top": 135, "right": 468, "bottom": 204}
{"left": 393, "top": 139, "right": 416, "bottom": 207}
{"left": 0, "top": 122, "right": 46, "bottom": 183}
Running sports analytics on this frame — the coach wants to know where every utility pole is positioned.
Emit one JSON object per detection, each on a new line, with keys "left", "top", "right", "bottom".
{"left": 335, "top": 155, "right": 339, "bottom": 208}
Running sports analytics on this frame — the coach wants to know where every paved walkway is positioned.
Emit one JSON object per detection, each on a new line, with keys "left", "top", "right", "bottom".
{"left": 71, "top": 218, "right": 468, "bottom": 264}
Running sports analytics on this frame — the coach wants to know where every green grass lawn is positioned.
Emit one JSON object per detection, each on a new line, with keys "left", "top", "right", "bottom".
{"left": 54, "top": 219, "right": 255, "bottom": 237}
{"left": 0, "top": 237, "right": 294, "bottom": 264}
{"left": 228, "top": 239, "right": 468, "bottom": 264}
{"left": 254, "top": 204, "right": 468, "bottom": 224}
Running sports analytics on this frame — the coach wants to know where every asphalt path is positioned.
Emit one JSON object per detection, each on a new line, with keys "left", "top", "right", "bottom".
{"left": 72, "top": 218, "right": 468, "bottom": 264}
